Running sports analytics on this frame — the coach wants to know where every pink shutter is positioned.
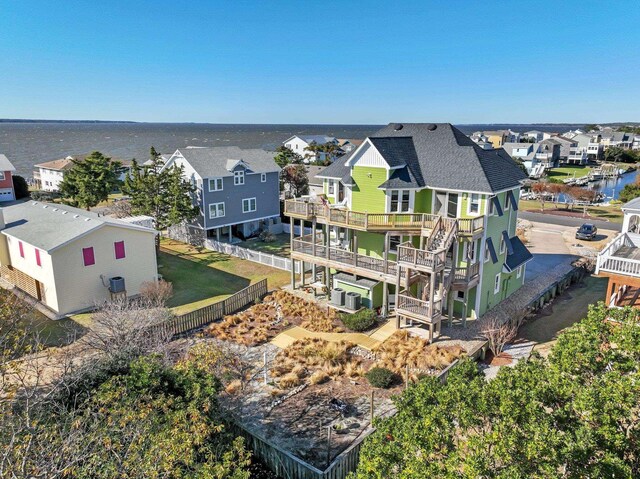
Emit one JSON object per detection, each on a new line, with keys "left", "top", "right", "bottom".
{"left": 114, "top": 241, "right": 125, "bottom": 259}
{"left": 35, "top": 248, "right": 41, "bottom": 266}
{"left": 18, "top": 241, "right": 24, "bottom": 258}
{"left": 82, "top": 247, "right": 95, "bottom": 266}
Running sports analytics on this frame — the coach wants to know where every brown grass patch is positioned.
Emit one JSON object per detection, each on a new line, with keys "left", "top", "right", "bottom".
{"left": 373, "top": 331, "right": 465, "bottom": 375}
{"left": 271, "top": 338, "right": 363, "bottom": 389}
{"left": 204, "top": 290, "right": 343, "bottom": 346}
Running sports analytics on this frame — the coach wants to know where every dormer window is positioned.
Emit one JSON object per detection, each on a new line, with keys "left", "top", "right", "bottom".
{"left": 234, "top": 170, "right": 245, "bottom": 185}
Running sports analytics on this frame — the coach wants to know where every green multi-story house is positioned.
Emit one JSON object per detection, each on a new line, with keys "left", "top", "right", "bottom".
{"left": 284, "top": 123, "right": 532, "bottom": 341}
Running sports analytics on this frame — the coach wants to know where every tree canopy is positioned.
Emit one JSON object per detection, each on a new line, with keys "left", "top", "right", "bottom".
{"left": 353, "top": 303, "right": 640, "bottom": 478}
{"left": 59, "top": 151, "right": 122, "bottom": 209}
{"left": 281, "top": 164, "right": 309, "bottom": 198}
{"left": 122, "top": 147, "right": 199, "bottom": 231}
{"left": 273, "top": 145, "right": 303, "bottom": 169}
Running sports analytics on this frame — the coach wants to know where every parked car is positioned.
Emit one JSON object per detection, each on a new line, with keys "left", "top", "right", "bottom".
{"left": 576, "top": 223, "right": 598, "bottom": 240}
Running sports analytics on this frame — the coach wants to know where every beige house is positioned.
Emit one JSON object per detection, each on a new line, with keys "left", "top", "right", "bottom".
{"left": 0, "top": 202, "right": 158, "bottom": 317}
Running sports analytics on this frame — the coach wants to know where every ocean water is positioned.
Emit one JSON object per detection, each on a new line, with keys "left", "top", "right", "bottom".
{"left": 0, "top": 122, "right": 586, "bottom": 177}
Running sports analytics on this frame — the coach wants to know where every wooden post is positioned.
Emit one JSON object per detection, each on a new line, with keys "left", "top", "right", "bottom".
{"left": 429, "top": 271, "right": 436, "bottom": 319}
{"left": 326, "top": 426, "right": 332, "bottom": 468}
{"left": 395, "top": 267, "right": 401, "bottom": 328}
{"left": 353, "top": 233, "right": 358, "bottom": 268}
{"left": 382, "top": 281, "right": 388, "bottom": 318}
{"left": 383, "top": 232, "right": 389, "bottom": 274}
{"left": 370, "top": 390, "right": 375, "bottom": 424}
{"left": 290, "top": 222, "right": 296, "bottom": 289}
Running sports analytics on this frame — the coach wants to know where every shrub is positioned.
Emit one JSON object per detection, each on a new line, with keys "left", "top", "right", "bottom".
{"left": 365, "top": 367, "right": 395, "bottom": 388}
{"left": 341, "top": 308, "right": 376, "bottom": 331}
{"left": 139, "top": 280, "right": 173, "bottom": 307}
{"left": 259, "top": 230, "right": 276, "bottom": 243}
{"left": 12, "top": 175, "right": 30, "bottom": 199}
{"left": 31, "top": 190, "right": 61, "bottom": 201}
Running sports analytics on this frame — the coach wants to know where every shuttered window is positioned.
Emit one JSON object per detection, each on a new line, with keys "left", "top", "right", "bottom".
{"left": 35, "top": 248, "right": 41, "bottom": 267}
{"left": 82, "top": 247, "right": 95, "bottom": 266}
{"left": 18, "top": 241, "right": 24, "bottom": 258}
{"left": 114, "top": 241, "right": 126, "bottom": 259}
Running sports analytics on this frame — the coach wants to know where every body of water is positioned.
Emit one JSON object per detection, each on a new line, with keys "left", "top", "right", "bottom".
{"left": 0, "top": 122, "right": 587, "bottom": 177}
{"left": 591, "top": 168, "right": 638, "bottom": 200}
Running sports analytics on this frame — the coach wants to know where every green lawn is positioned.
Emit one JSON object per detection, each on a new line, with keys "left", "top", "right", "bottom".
{"left": 158, "top": 239, "right": 290, "bottom": 314}
{"left": 546, "top": 166, "right": 592, "bottom": 180}
{"left": 519, "top": 199, "right": 623, "bottom": 223}
{"left": 236, "top": 233, "right": 291, "bottom": 256}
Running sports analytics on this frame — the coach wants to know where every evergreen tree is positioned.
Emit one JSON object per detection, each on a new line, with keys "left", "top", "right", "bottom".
{"left": 122, "top": 146, "right": 199, "bottom": 232}
{"left": 273, "top": 145, "right": 303, "bottom": 169}
{"left": 59, "top": 152, "right": 122, "bottom": 209}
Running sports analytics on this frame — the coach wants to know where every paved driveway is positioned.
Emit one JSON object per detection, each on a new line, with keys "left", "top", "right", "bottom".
{"left": 525, "top": 223, "right": 579, "bottom": 282}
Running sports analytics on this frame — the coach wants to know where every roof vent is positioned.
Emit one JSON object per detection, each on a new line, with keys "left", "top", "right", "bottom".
{"left": 84, "top": 218, "right": 91, "bottom": 222}
{"left": 394, "top": 123, "right": 403, "bottom": 131}
{"left": 53, "top": 208, "right": 58, "bottom": 212}
{"left": 73, "top": 214, "right": 80, "bottom": 218}
{"left": 62, "top": 211, "right": 68, "bottom": 215}
{"left": 43, "top": 205, "right": 48, "bottom": 208}
{"left": 427, "top": 124, "right": 437, "bottom": 131}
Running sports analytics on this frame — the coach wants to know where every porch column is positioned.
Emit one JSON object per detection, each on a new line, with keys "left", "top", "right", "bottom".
{"left": 429, "top": 271, "right": 436, "bottom": 319}
{"left": 382, "top": 281, "right": 388, "bottom": 318}
{"left": 215, "top": 228, "right": 220, "bottom": 241}
{"left": 462, "top": 298, "right": 468, "bottom": 328}
{"left": 228, "top": 226, "right": 232, "bottom": 242}
{"left": 300, "top": 261, "right": 305, "bottom": 286}
{"left": 290, "top": 222, "right": 296, "bottom": 289}
{"left": 353, "top": 233, "right": 358, "bottom": 268}
{"left": 383, "top": 232, "right": 389, "bottom": 274}
{"left": 325, "top": 225, "right": 330, "bottom": 260}
{"left": 395, "top": 267, "right": 402, "bottom": 328}
{"left": 311, "top": 218, "right": 317, "bottom": 282}
{"left": 447, "top": 291, "right": 454, "bottom": 327}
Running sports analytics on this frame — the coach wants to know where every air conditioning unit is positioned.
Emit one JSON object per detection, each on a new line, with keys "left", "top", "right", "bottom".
{"left": 109, "top": 276, "right": 126, "bottom": 293}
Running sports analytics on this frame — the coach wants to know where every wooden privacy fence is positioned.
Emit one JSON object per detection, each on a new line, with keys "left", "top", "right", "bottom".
{"left": 149, "top": 279, "right": 268, "bottom": 338}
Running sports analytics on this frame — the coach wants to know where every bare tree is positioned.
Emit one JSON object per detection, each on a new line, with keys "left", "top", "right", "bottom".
{"left": 139, "top": 279, "right": 173, "bottom": 308}
{"left": 105, "top": 199, "right": 134, "bottom": 218}
{"left": 479, "top": 315, "right": 522, "bottom": 356}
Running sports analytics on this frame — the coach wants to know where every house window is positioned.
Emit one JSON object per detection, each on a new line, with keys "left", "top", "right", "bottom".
{"left": 114, "top": 241, "right": 126, "bottom": 260}
{"left": 261, "top": 173, "right": 267, "bottom": 182}
{"left": 389, "top": 235, "right": 402, "bottom": 253}
{"left": 500, "top": 235, "right": 506, "bottom": 254}
{"left": 456, "top": 290, "right": 465, "bottom": 301}
{"left": 484, "top": 241, "right": 490, "bottom": 263}
{"left": 209, "top": 202, "right": 225, "bottom": 219}
{"left": 488, "top": 196, "right": 495, "bottom": 216}
{"left": 208, "top": 178, "right": 223, "bottom": 192}
{"left": 504, "top": 192, "right": 511, "bottom": 210}
{"left": 468, "top": 193, "right": 480, "bottom": 215}
{"left": 465, "top": 240, "right": 477, "bottom": 263}
{"left": 516, "top": 265, "right": 523, "bottom": 278}
{"left": 390, "top": 190, "right": 410, "bottom": 212}
{"left": 18, "top": 241, "right": 24, "bottom": 258}
{"left": 494, "top": 273, "right": 501, "bottom": 294}
{"left": 327, "top": 180, "right": 335, "bottom": 195}
{"left": 82, "top": 247, "right": 95, "bottom": 267}
{"left": 0, "top": 172, "right": 5, "bottom": 181}
{"left": 35, "top": 248, "right": 41, "bottom": 267}
{"left": 234, "top": 170, "right": 245, "bottom": 185}
{"left": 242, "top": 197, "right": 257, "bottom": 213}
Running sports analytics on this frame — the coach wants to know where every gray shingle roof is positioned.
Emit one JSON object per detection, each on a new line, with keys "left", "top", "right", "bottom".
{"left": 0, "top": 202, "right": 155, "bottom": 252}
{"left": 173, "top": 147, "right": 279, "bottom": 178}
{"left": 623, "top": 197, "right": 640, "bottom": 211}
{"left": 371, "top": 123, "right": 526, "bottom": 193}
{"left": 0, "top": 154, "right": 16, "bottom": 172}
{"left": 505, "top": 236, "right": 533, "bottom": 272}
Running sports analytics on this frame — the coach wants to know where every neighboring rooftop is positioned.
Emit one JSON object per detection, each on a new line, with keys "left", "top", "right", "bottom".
{"left": 0, "top": 154, "right": 16, "bottom": 172}
{"left": 305, "top": 165, "right": 327, "bottom": 186}
{"left": 170, "top": 146, "right": 279, "bottom": 178}
{"left": 285, "top": 135, "right": 337, "bottom": 145}
{"left": 0, "top": 201, "right": 154, "bottom": 252}
{"left": 34, "top": 157, "right": 75, "bottom": 171}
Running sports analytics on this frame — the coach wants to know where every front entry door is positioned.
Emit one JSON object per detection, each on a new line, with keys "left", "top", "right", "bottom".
{"left": 447, "top": 193, "right": 459, "bottom": 218}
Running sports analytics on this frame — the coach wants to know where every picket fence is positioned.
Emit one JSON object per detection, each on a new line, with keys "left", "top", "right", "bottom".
{"left": 148, "top": 279, "right": 268, "bottom": 338}
{"left": 204, "top": 239, "right": 309, "bottom": 273}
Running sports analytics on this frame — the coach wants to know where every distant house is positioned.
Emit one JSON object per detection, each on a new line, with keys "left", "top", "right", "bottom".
{"left": 283, "top": 135, "right": 339, "bottom": 163}
{"left": 502, "top": 140, "right": 560, "bottom": 171}
{"left": 34, "top": 155, "right": 132, "bottom": 192}
{"left": 0, "top": 201, "right": 158, "bottom": 317}
{"left": 522, "top": 130, "right": 544, "bottom": 142}
{"left": 573, "top": 134, "right": 604, "bottom": 160}
{"left": 337, "top": 138, "right": 364, "bottom": 154}
{"left": 470, "top": 130, "right": 511, "bottom": 148}
{"left": 162, "top": 146, "right": 281, "bottom": 242}
{"left": 305, "top": 165, "right": 327, "bottom": 196}
{"left": 0, "top": 155, "right": 16, "bottom": 202}
{"left": 551, "top": 136, "right": 588, "bottom": 165}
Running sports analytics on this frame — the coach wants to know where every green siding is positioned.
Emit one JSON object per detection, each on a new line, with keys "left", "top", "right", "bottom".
{"left": 334, "top": 279, "right": 384, "bottom": 309}
{"left": 351, "top": 166, "right": 387, "bottom": 212}
{"left": 414, "top": 188, "right": 433, "bottom": 214}
{"left": 356, "top": 231, "right": 385, "bottom": 260}
{"left": 459, "top": 192, "right": 487, "bottom": 219}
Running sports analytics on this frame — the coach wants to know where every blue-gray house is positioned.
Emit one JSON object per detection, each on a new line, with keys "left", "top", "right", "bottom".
{"left": 163, "top": 146, "right": 281, "bottom": 241}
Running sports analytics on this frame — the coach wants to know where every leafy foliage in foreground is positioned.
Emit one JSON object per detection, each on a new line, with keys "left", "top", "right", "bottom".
{"left": 3, "top": 354, "right": 251, "bottom": 479}
{"left": 353, "top": 303, "right": 640, "bottom": 478}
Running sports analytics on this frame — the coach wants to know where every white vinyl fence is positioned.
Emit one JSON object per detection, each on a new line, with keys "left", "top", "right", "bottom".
{"left": 204, "top": 239, "right": 309, "bottom": 273}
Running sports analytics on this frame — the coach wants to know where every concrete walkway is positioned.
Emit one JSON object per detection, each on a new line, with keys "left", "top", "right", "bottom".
{"left": 270, "top": 319, "right": 397, "bottom": 350}
{"left": 526, "top": 222, "right": 578, "bottom": 282}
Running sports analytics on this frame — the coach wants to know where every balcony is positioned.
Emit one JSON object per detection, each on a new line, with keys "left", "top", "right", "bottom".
{"left": 397, "top": 242, "right": 446, "bottom": 273}
{"left": 596, "top": 232, "right": 640, "bottom": 277}
{"left": 451, "top": 262, "right": 480, "bottom": 289}
{"left": 457, "top": 216, "right": 484, "bottom": 236}
{"left": 291, "top": 235, "right": 400, "bottom": 282}
{"left": 284, "top": 199, "right": 440, "bottom": 232}
{"left": 396, "top": 293, "right": 442, "bottom": 324}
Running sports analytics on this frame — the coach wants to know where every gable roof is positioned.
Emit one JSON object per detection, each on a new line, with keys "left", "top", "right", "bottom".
{"left": 504, "top": 236, "right": 533, "bottom": 272}
{"left": 170, "top": 146, "right": 279, "bottom": 178}
{"left": 284, "top": 135, "right": 337, "bottom": 146}
{"left": 369, "top": 123, "right": 526, "bottom": 193}
{"left": 0, "top": 154, "right": 16, "bottom": 172}
{"left": 306, "top": 165, "right": 327, "bottom": 186}
{"left": 34, "top": 157, "right": 75, "bottom": 171}
{"left": 1, "top": 202, "right": 155, "bottom": 253}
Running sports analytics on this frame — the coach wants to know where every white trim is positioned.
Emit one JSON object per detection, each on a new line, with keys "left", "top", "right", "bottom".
{"left": 233, "top": 170, "right": 245, "bottom": 185}
{"left": 387, "top": 189, "right": 412, "bottom": 213}
{"left": 261, "top": 173, "right": 267, "bottom": 183}
{"left": 516, "top": 265, "right": 522, "bottom": 278}
{"left": 208, "top": 202, "right": 225, "bottom": 219}
{"left": 494, "top": 273, "right": 501, "bottom": 294}
{"left": 467, "top": 193, "right": 481, "bottom": 216}
{"left": 204, "top": 214, "right": 278, "bottom": 231}
{"left": 242, "top": 197, "right": 257, "bottom": 213}
{"left": 208, "top": 177, "right": 223, "bottom": 192}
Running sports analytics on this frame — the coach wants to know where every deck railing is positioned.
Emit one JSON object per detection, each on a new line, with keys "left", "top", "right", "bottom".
{"left": 396, "top": 293, "right": 441, "bottom": 322}
{"left": 596, "top": 232, "right": 640, "bottom": 277}
{"left": 292, "top": 236, "right": 398, "bottom": 277}
{"left": 457, "top": 216, "right": 485, "bottom": 235}
{"left": 397, "top": 241, "right": 445, "bottom": 272}
{"left": 453, "top": 262, "right": 480, "bottom": 283}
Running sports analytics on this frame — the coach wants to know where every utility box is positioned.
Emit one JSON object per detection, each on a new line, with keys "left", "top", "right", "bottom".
{"left": 345, "top": 291, "right": 361, "bottom": 311}
{"left": 109, "top": 276, "right": 126, "bottom": 293}
{"left": 331, "top": 288, "right": 345, "bottom": 306}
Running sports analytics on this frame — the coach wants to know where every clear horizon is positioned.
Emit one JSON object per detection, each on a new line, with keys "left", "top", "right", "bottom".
{"left": 1, "top": 0, "right": 639, "bottom": 124}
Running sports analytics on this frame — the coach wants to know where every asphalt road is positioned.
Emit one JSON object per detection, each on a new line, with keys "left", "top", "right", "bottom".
{"left": 518, "top": 211, "right": 622, "bottom": 232}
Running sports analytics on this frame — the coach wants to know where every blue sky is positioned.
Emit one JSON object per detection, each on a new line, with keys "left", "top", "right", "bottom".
{"left": 1, "top": 0, "right": 639, "bottom": 124}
